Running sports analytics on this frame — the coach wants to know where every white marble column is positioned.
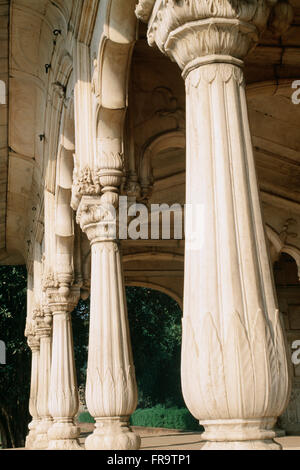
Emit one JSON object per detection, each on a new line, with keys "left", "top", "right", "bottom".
{"left": 34, "top": 308, "right": 53, "bottom": 449}
{"left": 137, "top": 0, "right": 291, "bottom": 450}
{"left": 47, "top": 287, "right": 81, "bottom": 450}
{"left": 25, "top": 335, "right": 40, "bottom": 449}
{"left": 76, "top": 152, "right": 140, "bottom": 450}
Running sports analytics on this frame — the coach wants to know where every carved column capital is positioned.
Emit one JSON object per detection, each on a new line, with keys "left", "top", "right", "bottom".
{"left": 33, "top": 307, "right": 52, "bottom": 338}
{"left": 76, "top": 196, "right": 118, "bottom": 244}
{"left": 25, "top": 321, "right": 36, "bottom": 339}
{"left": 25, "top": 318, "right": 40, "bottom": 352}
{"left": 45, "top": 285, "right": 80, "bottom": 315}
{"left": 141, "top": 0, "right": 278, "bottom": 75}
{"left": 42, "top": 271, "right": 59, "bottom": 291}
{"left": 27, "top": 334, "right": 40, "bottom": 352}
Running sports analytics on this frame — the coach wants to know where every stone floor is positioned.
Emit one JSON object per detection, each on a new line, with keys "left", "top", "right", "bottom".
{"left": 139, "top": 435, "right": 300, "bottom": 450}
{"left": 5, "top": 427, "right": 300, "bottom": 450}
{"left": 78, "top": 425, "right": 300, "bottom": 450}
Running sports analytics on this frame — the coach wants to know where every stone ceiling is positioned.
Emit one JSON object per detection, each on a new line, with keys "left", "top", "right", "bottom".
{"left": 0, "top": 0, "right": 78, "bottom": 264}
{"left": 1, "top": 0, "right": 300, "bottom": 267}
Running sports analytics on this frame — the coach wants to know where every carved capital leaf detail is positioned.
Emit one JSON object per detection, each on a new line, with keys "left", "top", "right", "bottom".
{"left": 46, "top": 286, "right": 80, "bottom": 313}
{"left": 141, "top": 0, "right": 278, "bottom": 71}
{"left": 187, "top": 62, "right": 244, "bottom": 89}
{"left": 76, "top": 196, "right": 118, "bottom": 243}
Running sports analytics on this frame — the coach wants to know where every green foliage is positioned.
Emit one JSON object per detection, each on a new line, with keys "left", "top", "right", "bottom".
{"left": 0, "top": 269, "right": 89, "bottom": 449}
{"left": 77, "top": 411, "right": 95, "bottom": 424}
{"left": 77, "top": 287, "right": 192, "bottom": 432}
{"left": 78, "top": 405, "right": 203, "bottom": 432}
{"left": 72, "top": 299, "right": 89, "bottom": 388}
{"left": 78, "top": 407, "right": 203, "bottom": 432}
{"left": 130, "top": 405, "right": 204, "bottom": 432}
{"left": 0, "top": 275, "right": 188, "bottom": 446}
{"left": 0, "top": 265, "right": 30, "bottom": 448}
{"left": 126, "top": 287, "right": 184, "bottom": 408}
{"left": 76, "top": 287, "right": 184, "bottom": 409}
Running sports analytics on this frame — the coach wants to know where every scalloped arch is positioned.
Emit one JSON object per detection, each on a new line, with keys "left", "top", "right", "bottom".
{"left": 125, "top": 280, "right": 183, "bottom": 310}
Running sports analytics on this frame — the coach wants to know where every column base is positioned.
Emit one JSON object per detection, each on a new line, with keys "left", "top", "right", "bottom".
{"left": 48, "top": 439, "right": 82, "bottom": 450}
{"left": 274, "top": 427, "right": 286, "bottom": 438}
{"left": 34, "top": 419, "right": 52, "bottom": 450}
{"left": 25, "top": 431, "right": 37, "bottom": 449}
{"left": 47, "top": 421, "right": 82, "bottom": 450}
{"left": 25, "top": 419, "right": 40, "bottom": 449}
{"left": 85, "top": 417, "right": 141, "bottom": 450}
{"left": 200, "top": 418, "right": 281, "bottom": 450}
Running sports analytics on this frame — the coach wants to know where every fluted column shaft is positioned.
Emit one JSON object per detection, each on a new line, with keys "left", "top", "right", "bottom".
{"left": 47, "top": 288, "right": 81, "bottom": 450}
{"left": 74, "top": 85, "right": 140, "bottom": 448}
{"left": 181, "top": 60, "right": 291, "bottom": 449}
{"left": 25, "top": 336, "right": 40, "bottom": 449}
{"left": 87, "top": 238, "right": 138, "bottom": 448}
{"left": 77, "top": 197, "right": 140, "bottom": 450}
{"left": 137, "top": 0, "right": 292, "bottom": 450}
{"left": 34, "top": 311, "right": 53, "bottom": 450}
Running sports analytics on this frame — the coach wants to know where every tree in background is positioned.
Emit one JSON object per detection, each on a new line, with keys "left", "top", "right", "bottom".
{"left": 0, "top": 267, "right": 90, "bottom": 449}
{"left": 0, "top": 266, "right": 30, "bottom": 448}
{"left": 72, "top": 299, "right": 89, "bottom": 393}
{"left": 0, "top": 273, "right": 183, "bottom": 447}
{"left": 73, "top": 287, "right": 184, "bottom": 409}
{"left": 126, "top": 286, "right": 184, "bottom": 408}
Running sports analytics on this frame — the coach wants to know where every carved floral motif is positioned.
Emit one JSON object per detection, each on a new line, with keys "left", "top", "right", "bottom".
{"left": 186, "top": 62, "right": 244, "bottom": 90}
{"left": 42, "top": 271, "right": 59, "bottom": 291}
{"left": 46, "top": 287, "right": 80, "bottom": 312}
{"left": 72, "top": 152, "right": 125, "bottom": 210}
{"left": 72, "top": 166, "right": 101, "bottom": 199}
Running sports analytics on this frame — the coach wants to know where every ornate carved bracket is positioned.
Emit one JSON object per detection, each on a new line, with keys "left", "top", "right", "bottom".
{"left": 71, "top": 166, "right": 101, "bottom": 210}
{"left": 72, "top": 151, "right": 125, "bottom": 210}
